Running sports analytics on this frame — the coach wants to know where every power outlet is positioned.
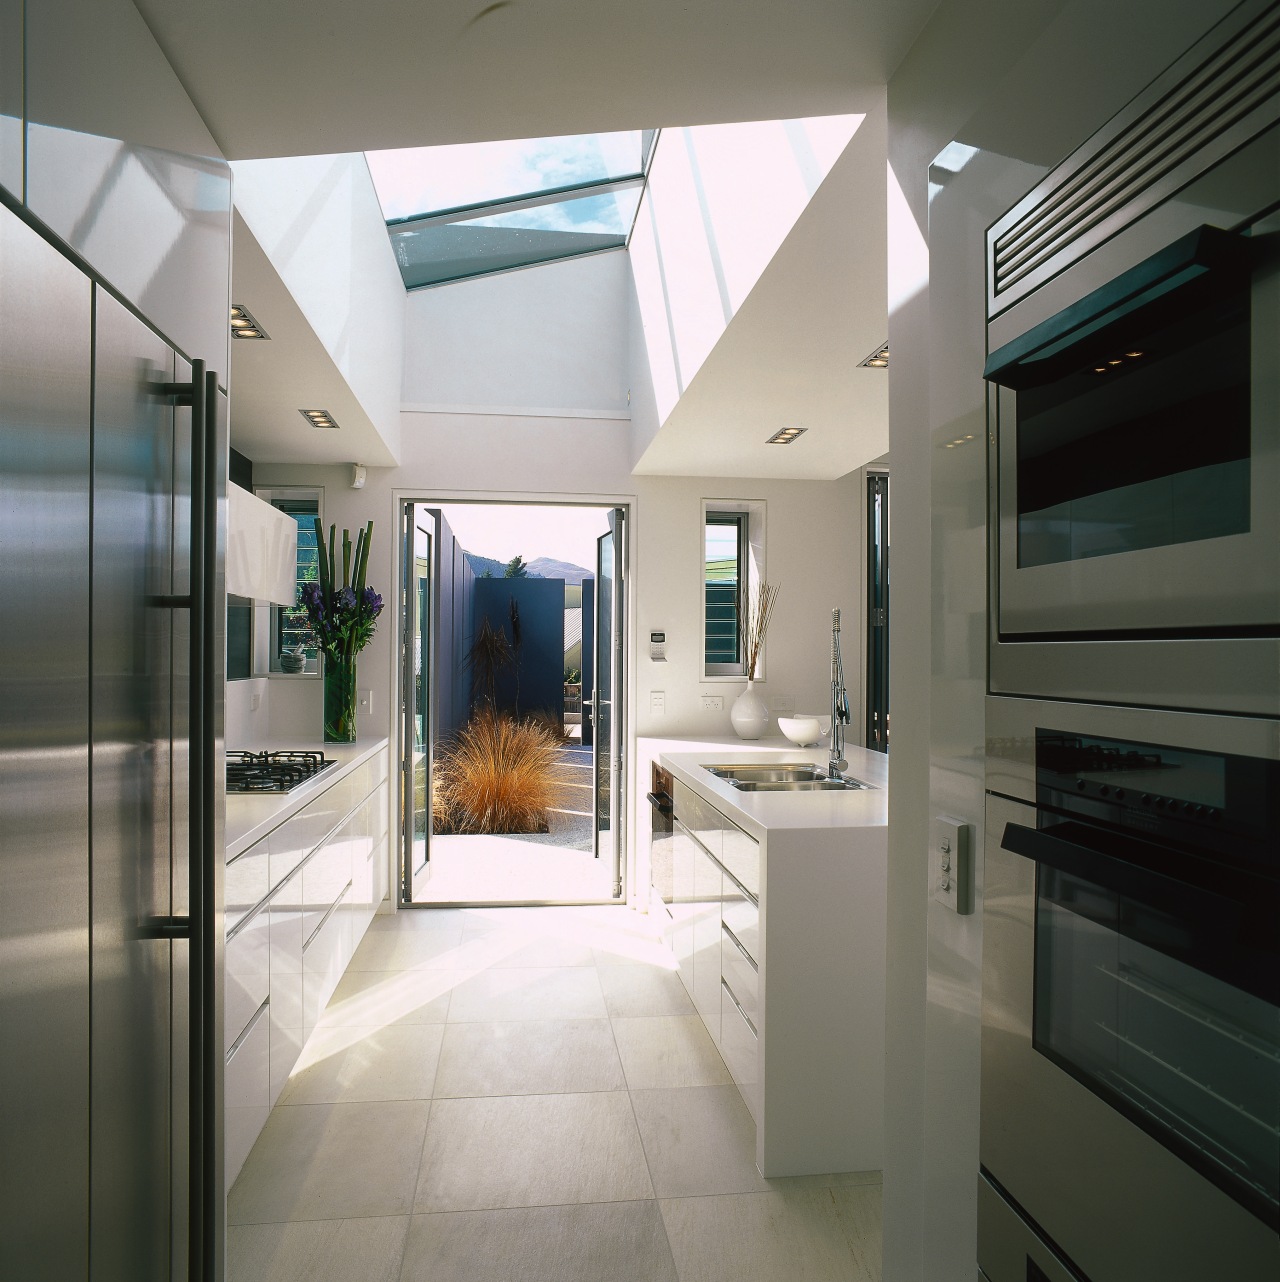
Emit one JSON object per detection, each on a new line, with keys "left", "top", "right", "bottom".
{"left": 357, "top": 689, "right": 372, "bottom": 714}
{"left": 771, "top": 695, "right": 794, "bottom": 716}
{"left": 702, "top": 694, "right": 724, "bottom": 711}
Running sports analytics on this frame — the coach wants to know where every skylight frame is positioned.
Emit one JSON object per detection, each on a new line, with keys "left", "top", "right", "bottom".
{"left": 376, "top": 130, "right": 660, "bottom": 292}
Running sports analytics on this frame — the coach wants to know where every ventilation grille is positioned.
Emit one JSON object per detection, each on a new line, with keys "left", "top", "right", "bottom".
{"left": 989, "top": 0, "right": 1280, "bottom": 310}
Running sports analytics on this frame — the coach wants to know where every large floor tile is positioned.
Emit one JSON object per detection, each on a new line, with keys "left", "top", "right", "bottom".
{"left": 278, "top": 1023, "right": 444, "bottom": 1105}
{"left": 348, "top": 926, "right": 469, "bottom": 971}
{"left": 228, "top": 1100, "right": 429, "bottom": 1224}
{"left": 413, "top": 1091, "right": 653, "bottom": 1212}
{"left": 611, "top": 1014, "right": 732, "bottom": 1089}
{"left": 226, "top": 1215, "right": 409, "bottom": 1282}
{"left": 368, "top": 907, "right": 467, "bottom": 933}
{"left": 454, "top": 931, "right": 597, "bottom": 969}
{"left": 597, "top": 963, "right": 695, "bottom": 1017}
{"left": 317, "top": 968, "right": 456, "bottom": 1028}
{"left": 433, "top": 1018, "right": 624, "bottom": 1097}
{"left": 659, "top": 1184, "right": 882, "bottom": 1282}
{"left": 399, "top": 1202, "right": 678, "bottom": 1282}
{"left": 445, "top": 965, "right": 606, "bottom": 1022}
{"left": 630, "top": 1085, "right": 770, "bottom": 1197}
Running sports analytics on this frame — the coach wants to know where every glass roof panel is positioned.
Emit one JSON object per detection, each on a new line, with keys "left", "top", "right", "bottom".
{"left": 387, "top": 186, "right": 643, "bottom": 289}
{"left": 368, "top": 131, "right": 650, "bottom": 221}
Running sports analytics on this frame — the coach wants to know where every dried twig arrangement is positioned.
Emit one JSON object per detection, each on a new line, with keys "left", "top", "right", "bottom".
{"left": 738, "top": 579, "right": 780, "bottom": 680}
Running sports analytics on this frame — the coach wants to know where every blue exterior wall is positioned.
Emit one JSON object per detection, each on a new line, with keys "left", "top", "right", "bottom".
{"left": 473, "top": 577, "right": 566, "bottom": 723}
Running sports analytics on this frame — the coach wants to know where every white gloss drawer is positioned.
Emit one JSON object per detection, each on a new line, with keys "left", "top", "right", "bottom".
{"left": 225, "top": 839, "right": 269, "bottom": 933}
{"left": 721, "top": 925, "right": 758, "bottom": 1022}
{"left": 722, "top": 883, "right": 759, "bottom": 960}
{"left": 721, "top": 822, "right": 759, "bottom": 900}
{"left": 225, "top": 904, "right": 271, "bottom": 1054}
{"left": 720, "top": 980, "right": 759, "bottom": 1122}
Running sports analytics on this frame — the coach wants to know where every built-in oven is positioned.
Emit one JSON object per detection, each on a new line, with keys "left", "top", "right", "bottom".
{"left": 981, "top": 695, "right": 1279, "bottom": 1282}
{"left": 984, "top": 0, "right": 1280, "bottom": 715}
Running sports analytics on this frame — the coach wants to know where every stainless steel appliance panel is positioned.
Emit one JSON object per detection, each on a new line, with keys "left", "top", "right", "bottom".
{"left": 90, "top": 290, "right": 176, "bottom": 1277}
{"left": 0, "top": 201, "right": 93, "bottom": 1279}
{"left": 0, "top": 0, "right": 21, "bottom": 196}
{"left": 981, "top": 701, "right": 1280, "bottom": 1282}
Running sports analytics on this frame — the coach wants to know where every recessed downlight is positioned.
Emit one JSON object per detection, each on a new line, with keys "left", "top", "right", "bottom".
{"left": 859, "top": 342, "right": 889, "bottom": 369}
{"left": 231, "top": 304, "right": 269, "bottom": 339}
{"left": 766, "top": 427, "right": 807, "bottom": 445}
{"left": 300, "top": 409, "right": 339, "bottom": 430}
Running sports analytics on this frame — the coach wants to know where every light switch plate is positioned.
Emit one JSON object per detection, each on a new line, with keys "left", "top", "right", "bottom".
{"left": 771, "top": 695, "right": 795, "bottom": 715}
{"left": 930, "top": 815, "right": 973, "bottom": 914}
{"left": 650, "top": 690, "right": 666, "bottom": 715}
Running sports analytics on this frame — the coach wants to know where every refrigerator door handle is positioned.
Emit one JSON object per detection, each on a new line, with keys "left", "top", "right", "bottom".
{"left": 166, "top": 360, "right": 220, "bottom": 1282}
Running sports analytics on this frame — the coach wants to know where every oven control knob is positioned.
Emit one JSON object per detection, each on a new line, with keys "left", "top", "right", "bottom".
{"left": 941, "top": 858, "right": 951, "bottom": 873}
{"left": 1076, "top": 780, "right": 1087, "bottom": 791}
{"left": 1140, "top": 794, "right": 1151, "bottom": 804}
{"left": 1099, "top": 785, "right": 1110, "bottom": 797}
{"left": 939, "top": 877, "right": 951, "bottom": 892}
{"left": 1114, "top": 789, "right": 1125, "bottom": 801}
{"left": 1156, "top": 797, "right": 1167, "bottom": 809}
{"left": 1206, "top": 808, "right": 1219, "bottom": 820}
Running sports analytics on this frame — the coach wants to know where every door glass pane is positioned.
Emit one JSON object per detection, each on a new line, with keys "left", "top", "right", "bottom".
{"left": 594, "top": 530, "right": 613, "bottom": 862}
{"left": 1034, "top": 867, "right": 1279, "bottom": 1223}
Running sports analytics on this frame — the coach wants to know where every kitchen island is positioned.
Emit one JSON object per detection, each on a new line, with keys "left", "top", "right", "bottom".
{"left": 649, "top": 737, "right": 887, "bottom": 1178}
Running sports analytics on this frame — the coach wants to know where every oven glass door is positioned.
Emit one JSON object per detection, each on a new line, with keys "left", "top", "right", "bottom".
{"left": 993, "top": 122, "right": 1280, "bottom": 638}
{"left": 1031, "top": 836, "right": 1280, "bottom": 1228}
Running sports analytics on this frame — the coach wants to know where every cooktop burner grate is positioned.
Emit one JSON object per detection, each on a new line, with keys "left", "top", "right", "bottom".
{"left": 227, "top": 750, "right": 336, "bottom": 794}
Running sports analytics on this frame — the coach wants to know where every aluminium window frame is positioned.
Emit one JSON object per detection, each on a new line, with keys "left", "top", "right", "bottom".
{"left": 702, "top": 498, "right": 767, "bottom": 681}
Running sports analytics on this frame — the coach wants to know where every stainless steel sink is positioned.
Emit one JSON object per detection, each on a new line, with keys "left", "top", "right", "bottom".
{"left": 703, "top": 763, "right": 868, "bottom": 791}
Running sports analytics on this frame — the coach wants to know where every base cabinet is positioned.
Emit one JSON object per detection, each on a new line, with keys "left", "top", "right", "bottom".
{"left": 225, "top": 748, "right": 390, "bottom": 1191}
{"left": 673, "top": 783, "right": 759, "bottom": 1118}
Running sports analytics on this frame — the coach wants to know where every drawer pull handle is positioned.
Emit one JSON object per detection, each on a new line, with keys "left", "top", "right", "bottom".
{"left": 226, "top": 995, "right": 270, "bottom": 1063}
{"left": 674, "top": 820, "right": 759, "bottom": 906}
{"left": 722, "top": 923, "right": 758, "bottom": 971}
{"left": 721, "top": 977, "right": 757, "bottom": 1036}
{"left": 303, "top": 881, "right": 352, "bottom": 952}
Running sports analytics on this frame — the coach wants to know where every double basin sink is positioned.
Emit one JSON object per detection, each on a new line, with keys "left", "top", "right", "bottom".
{"left": 704, "top": 763, "right": 868, "bottom": 793}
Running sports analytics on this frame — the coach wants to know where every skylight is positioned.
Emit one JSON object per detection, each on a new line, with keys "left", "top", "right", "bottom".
{"left": 367, "top": 130, "right": 657, "bottom": 289}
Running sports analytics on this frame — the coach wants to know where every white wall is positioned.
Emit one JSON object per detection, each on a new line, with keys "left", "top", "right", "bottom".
{"left": 628, "top": 116, "right": 863, "bottom": 459}
{"left": 232, "top": 153, "right": 405, "bottom": 458}
{"left": 402, "top": 251, "right": 631, "bottom": 419}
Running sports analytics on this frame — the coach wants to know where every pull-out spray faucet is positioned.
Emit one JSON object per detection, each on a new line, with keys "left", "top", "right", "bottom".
{"left": 829, "top": 608, "right": 850, "bottom": 779}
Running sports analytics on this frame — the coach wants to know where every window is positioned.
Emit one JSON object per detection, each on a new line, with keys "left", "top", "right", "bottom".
{"left": 260, "top": 490, "right": 321, "bottom": 675}
{"left": 865, "top": 472, "right": 889, "bottom": 752}
{"left": 703, "top": 500, "right": 765, "bottom": 678}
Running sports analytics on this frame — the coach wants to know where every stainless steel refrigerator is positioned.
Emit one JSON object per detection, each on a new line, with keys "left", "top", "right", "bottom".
{"left": 0, "top": 198, "right": 225, "bottom": 1279}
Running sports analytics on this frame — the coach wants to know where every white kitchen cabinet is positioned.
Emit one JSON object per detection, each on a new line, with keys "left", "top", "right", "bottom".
{"left": 225, "top": 743, "right": 390, "bottom": 1191}
{"left": 691, "top": 844, "right": 724, "bottom": 1038}
{"left": 671, "top": 820, "right": 697, "bottom": 991}
{"left": 663, "top": 752, "right": 886, "bottom": 1178}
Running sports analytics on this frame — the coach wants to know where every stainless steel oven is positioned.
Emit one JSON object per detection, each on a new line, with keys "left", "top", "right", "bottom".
{"left": 984, "top": 0, "right": 1280, "bottom": 715}
{"left": 981, "top": 695, "right": 1279, "bottom": 1282}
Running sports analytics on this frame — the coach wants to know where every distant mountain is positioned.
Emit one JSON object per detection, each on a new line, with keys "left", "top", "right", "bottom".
{"left": 527, "top": 557, "right": 592, "bottom": 585}
{"left": 462, "top": 552, "right": 592, "bottom": 584}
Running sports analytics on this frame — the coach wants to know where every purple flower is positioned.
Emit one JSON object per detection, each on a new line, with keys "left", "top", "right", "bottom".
{"left": 361, "top": 587, "right": 383, "bottom": 616}
{"left": 336, "top": 586, "right": 357, "bottom": 612}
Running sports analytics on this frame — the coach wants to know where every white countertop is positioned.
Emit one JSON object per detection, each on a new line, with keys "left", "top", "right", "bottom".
{"left": 225, "top": 737, "right": 390, "bottom": 859}
{"left": 653, "top": 736, "right": 888, "bottom": 839}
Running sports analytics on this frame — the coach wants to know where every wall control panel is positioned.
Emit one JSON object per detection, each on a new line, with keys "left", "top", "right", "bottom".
{"left": 650, "top": 631, "right": 667, "bottom": 661}
{"left": 930, "top": 815, "right": 973, "bottom": 914}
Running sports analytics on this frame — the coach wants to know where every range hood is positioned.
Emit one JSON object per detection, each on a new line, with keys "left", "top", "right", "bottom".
{"left": 227, "top": 483, "right": 296, "bottom": 604}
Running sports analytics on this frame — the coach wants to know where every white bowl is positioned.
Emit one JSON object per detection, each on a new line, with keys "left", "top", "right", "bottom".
{"left": 777, "top": 715, "right": 831, "bottom": 747}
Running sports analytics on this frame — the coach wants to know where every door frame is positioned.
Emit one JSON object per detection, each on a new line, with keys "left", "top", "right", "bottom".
{"left": 389, "top": 488, "right": 637, "bottom": 911}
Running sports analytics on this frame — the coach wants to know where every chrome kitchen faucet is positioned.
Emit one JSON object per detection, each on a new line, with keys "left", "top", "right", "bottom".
{"left": 829, "top": 608, "right": 850, "bottom": 778}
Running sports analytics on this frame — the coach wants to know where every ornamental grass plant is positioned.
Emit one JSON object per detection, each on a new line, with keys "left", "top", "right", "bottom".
{"left": 432, "top": 708, "right": 571, "bottom": 835}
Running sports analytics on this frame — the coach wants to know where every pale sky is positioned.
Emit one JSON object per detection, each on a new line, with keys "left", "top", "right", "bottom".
{"left": 435, "top": 503, "right": 613, "bottom": 570}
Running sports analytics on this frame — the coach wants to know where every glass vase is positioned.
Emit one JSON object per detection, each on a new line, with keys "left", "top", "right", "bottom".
{"left": 323, "top": 655, "right": 358, "bottom": 743}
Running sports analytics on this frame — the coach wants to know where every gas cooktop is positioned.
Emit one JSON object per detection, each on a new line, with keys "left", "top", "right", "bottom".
{"left": 226, "top": 750, "right": 336, "bottom": 794}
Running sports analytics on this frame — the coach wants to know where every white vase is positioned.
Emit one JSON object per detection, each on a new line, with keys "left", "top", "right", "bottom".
{"left": 730, "top": 679, "right": 770, "bottom": 740}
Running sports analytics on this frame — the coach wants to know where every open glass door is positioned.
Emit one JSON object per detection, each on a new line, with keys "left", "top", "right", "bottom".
{"left": 401, "top": 504, "right": 432, "bottom": 900}
{"left": 592, "top": 509, "right": 626, "bottom": 898}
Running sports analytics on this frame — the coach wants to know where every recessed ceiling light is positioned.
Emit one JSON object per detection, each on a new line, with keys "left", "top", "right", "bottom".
{"left": 766, "top": 427, "right": 807, "bottom": 445}
{"left": 300, "top": 409, "right": 340, "bottom": 430}
{"left": 231, "top": 304, "right": 269, "bottom": 339}
{"left": 859, "top": 342, "right": 889, "bottom": 369}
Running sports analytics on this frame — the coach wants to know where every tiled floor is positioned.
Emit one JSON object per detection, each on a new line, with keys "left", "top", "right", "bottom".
{"left": 227, "top": 906, "right": 882, "bottom": 1282}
